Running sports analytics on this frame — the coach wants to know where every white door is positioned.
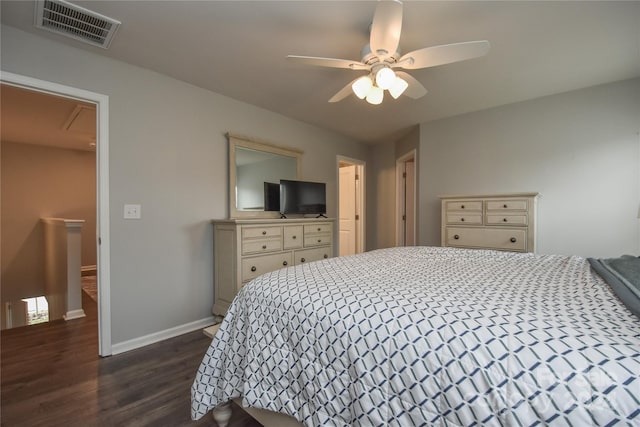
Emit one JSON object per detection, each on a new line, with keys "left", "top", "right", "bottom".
{"left": 396, "top": 150, "right": 417, "bottom": 247}
{"left": 404, "top": 159, "right": 415, "bottom": 246}
{"left": 339, "top": 165, "right": 357, "bottom": 256}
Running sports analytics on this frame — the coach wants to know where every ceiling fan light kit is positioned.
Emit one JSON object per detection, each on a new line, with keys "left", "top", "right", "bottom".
{"left": 351, "top": 67, "right": 408, "bottom": 102}
{"left": 287, "top": 0, "right": 490, "bottom": 105}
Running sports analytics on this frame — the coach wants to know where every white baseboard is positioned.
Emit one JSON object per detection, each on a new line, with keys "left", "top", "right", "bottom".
{"left": 63, "top": 309, "right": 86, "bottom": 321}
{"left": 110, "top": 316, "right": 217, "bottom": 355}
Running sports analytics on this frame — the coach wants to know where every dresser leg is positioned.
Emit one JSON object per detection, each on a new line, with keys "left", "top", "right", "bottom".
{"left": 212, "top": 401, "right": 232, "bottom": 427}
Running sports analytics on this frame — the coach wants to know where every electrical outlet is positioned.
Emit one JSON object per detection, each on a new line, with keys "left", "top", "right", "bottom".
{"left": 124, "top": 204, "right": 141, "bottom": 219}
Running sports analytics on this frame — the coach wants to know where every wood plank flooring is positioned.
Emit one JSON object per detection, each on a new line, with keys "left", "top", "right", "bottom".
{"left": 1, "top": 291, "right": 262, "bottom": 427}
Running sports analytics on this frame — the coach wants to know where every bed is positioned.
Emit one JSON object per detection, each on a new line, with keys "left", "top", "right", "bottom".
{"left": 191, "top": 246, "right": 640, "bottom": 426}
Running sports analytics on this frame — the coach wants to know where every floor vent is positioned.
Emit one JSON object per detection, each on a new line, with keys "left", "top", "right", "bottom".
{"left": 34, "top": 0, "right": 120, "bottom": 49}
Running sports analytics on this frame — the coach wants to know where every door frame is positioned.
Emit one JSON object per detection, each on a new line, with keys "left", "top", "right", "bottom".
{"left": 1, "top": 71, "right": 112, "bottom": 356}
{"left": 395, "top": 149, "right": 417, "bottom": 246}
{"left": 337, "top": 156, "right": 366, "bottom": 254}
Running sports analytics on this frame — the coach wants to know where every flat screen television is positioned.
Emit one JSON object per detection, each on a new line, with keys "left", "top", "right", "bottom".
{"left": 279, "top": 179, "right": 326, "bottom": 216}
{"left": 263, "top": 182, "right": 280, "bottom": 211}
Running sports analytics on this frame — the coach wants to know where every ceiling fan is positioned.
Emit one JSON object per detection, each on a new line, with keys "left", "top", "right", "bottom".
{"left": 287, "top": 0, "right": 490, "bottom": 105}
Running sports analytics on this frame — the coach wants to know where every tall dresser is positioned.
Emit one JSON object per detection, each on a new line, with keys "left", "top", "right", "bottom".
{"left": 212, "top": 218, "right": 334, "bottom": 315}
{"left": 440, "top": 193, "right": 538, "bottom": 253}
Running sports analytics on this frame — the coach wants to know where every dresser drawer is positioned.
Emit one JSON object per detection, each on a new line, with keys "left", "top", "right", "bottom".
{"left": 283, "top": 225, "right": 303, "bottom": 249}
{"left": 486, "top": 200, "right": 528, "bottom": 211}
{"left": 241, "top": 252, "right": 292, "bottom": 282}
{"left": 486, "top": 214, "right": 528, "bottom": 226}
{"left": 294, "top": 246, "right": 331, "bottom": 265}
{"left": 304, "top": 223, "right": 332, "bottom": 234}
{"left": 445, "top": 201, "right": 482, "bottom": 211}
{"left": 242, "top": 226, "right": 282, "bottom": 239}
{"left": 242, "top": 238, "right": 282, "bottom": 255}
{"left": 445, "top": 227, "right": 527, "bottom": 252}
{"left": 446, "top": 214, "right": 482, "bottom": 225}
{"left": 213, "top": 219, "right": 335, "bottom": 316}
{"left": 304, "top": 233, "right": 332, "bottom": 247}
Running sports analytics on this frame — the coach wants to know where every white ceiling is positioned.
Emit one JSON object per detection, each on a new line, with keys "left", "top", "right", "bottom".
{"left": 2, "top": 1, "right": 639, "bottom": 144}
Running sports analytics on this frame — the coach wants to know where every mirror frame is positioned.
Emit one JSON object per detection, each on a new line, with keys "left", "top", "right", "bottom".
{"left": 228, "top": 133, "right": 303, "bottom": 218}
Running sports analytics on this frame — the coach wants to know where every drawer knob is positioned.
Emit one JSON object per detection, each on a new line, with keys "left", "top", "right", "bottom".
{"left": 461, "top": 205, "right": 465, "bottom": 209}
{"left": 293, "top": 235, "right": 297, "bottom": 239}
{"left": 300, "top": 257, "right": 306, "bottom": 263}
{"left": 262, "top": 245, "right": 267, "bottom": 249}
{"left": 317, "top": 239, "right": 321, "bottom": 243}
{"left": 317, "top": 227, "right": 321, "bottom": 231}
{"left": 323, "top": 254, "right": 328, "bottom": 259}
{"left": 454, "top": 234, "right": 460, "bottom": 240}
{"left": 262, "top": 231, "right": 267, "bottom": 235}
{"left": 503, "top": 204, "right": 508, "bottom": 208}
{"left": 510, "top": 237, "right": 517, "bottom": 243}
{"left": 461, "top": 218, "right": 465, "bottom": 222}
{"left": 251, "top": 266, "right": 257, "bottom": 272}
{"left": 282, "top": 261, "right": 288, "bottom": 266}
{"left": 503, "top": 218, "right": 508, "bottom": 222}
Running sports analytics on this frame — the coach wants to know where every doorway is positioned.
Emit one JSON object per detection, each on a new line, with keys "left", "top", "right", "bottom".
{"left": 337, "top": 157, "right": 365, "bottom": 256}
{"left": 396, "top": 150, "right": 416, "bottom": 246}
{"left": 1, "top": 71, "right": 112, "bottom": 355}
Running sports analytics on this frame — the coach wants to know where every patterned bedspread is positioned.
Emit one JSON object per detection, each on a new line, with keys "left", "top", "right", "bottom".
{"left": 191, "top": 247, "right": 640, "bottom": 426}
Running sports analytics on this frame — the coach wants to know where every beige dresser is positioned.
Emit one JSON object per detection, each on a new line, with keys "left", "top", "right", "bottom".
{"left": 440, "top": 193, "right": 538, "bottom": 253}
{"left": 212, "top": 218, "right": 334, "bottom": 314}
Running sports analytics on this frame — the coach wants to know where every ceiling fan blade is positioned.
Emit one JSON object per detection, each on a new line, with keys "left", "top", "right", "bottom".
{"left": 369, "top": 0, "right": 403, "bottom": 58}
{"left": 328, "top": 78, "right": 361, "bottom": 103}
{"left": 395, "top": 71, "right": 427, "bottom": 99}
{"left": 397, "top": 40, "right": 490, "bottom": 70}
{"left": 287, "top": 55, "right": 369, "bottom": 71}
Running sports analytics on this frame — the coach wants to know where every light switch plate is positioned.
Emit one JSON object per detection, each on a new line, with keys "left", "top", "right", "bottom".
{"left": 124, "top": 204, "right": 141, "bottom": 219}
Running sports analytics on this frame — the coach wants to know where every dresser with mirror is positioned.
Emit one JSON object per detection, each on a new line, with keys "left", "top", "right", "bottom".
{"left": 212, "top": 134, "right": 334, "bottom": 315}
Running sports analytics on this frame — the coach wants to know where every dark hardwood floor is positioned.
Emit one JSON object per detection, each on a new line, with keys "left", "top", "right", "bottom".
{"left": 1, "top": 291, "right": 262, "bottom": 427}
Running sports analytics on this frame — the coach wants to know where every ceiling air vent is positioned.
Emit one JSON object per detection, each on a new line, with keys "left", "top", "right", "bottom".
{"left": 34, "top": 0, "right": 120, "bottom": 49}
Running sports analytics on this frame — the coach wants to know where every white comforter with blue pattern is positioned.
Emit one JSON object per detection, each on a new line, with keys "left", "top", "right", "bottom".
{"left": 192, "top": 247, "right": 640, "bottom": 426}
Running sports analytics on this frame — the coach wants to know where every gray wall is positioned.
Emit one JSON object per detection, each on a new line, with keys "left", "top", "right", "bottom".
{"left": 369, "top": 142, "right": 396, "bottom": 249}
{"left": 1, "top": 25, "right": 371, "bottom": 346}
{"left": 419, "top": 78, "right": 640, "bottom": 258}
{"left": 1, "top": 141, "right": 96, "bottom": 302}
{"left": 395, "top": 126, "right": 420, "bottom": 160}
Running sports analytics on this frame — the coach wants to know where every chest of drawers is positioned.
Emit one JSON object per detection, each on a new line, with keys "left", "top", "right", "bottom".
{"left": 212, "top": 218, "right": 334, "bottom": 314}
{"left": 440, "top": 193, "right": 538, "bottom": 253}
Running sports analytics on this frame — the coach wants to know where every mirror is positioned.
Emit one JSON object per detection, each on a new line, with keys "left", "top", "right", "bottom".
{"left": 228, "top": 134, "right": 302, "bottom": 218}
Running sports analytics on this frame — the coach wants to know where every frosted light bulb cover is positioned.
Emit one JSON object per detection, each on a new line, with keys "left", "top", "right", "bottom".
{"left": 365, "top": 86, "right": 384, "bottom": 105}
{"left": 352, "top": 76, "right": 373, "bottom": 99}
{"left": 375, "top": 67, "right": 396, "bottom": 90}
{"left": 389, "top": 76, "right": 409, "bottom": 99}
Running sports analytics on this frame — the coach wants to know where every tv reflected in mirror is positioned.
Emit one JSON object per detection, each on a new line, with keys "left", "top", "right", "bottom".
{"left": 263, "top": 182, "right": 280, "bottom": 212}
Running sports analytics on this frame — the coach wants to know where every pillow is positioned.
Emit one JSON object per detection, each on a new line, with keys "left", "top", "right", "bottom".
{"left": 589, "top": 255, "right": 640, "bottom": 319}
